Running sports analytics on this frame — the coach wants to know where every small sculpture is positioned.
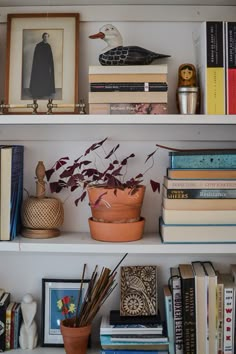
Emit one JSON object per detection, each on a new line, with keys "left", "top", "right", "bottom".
{"left": 89, "top": 24, "right": 170, "bottom": 65}
{"left": 176, "top": 63, "right": 199, "bottom": 114}
{"left": 19, "top": 294, "right": 38, "bottom": 350}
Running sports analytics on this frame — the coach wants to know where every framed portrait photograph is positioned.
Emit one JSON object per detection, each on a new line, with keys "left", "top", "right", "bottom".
{"left": 42, "top": 278, "right": 89, "bottom": 347}
{"left": 5, "top": 13, "right": 80, "bottom": 113}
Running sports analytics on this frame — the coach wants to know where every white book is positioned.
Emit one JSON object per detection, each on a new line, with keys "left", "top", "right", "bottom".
{"left": 100, "top": 315, "right": 163, "bottom": 335}
{"left": 192, "top": 262, "right": 209, "bottom": 354}
{"left": 163, "top": 176, "right": 236, "bottom": 189}
{"left": 202, "top": 262, "right": 218, "bottom": 354}
{"left": 163, "top": 285, "right": 175, "bottom": 354}
{"left": 162, "top": 207, "right": 236, "bottom": 225}
{"left": 89, "top": 64, "right": 168, "bottom": 75}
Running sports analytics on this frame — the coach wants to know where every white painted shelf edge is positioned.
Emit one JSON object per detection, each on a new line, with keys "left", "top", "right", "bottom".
{"left": 1, "top": 232, "right": 236, "bottom": 254}
{"left": 1, "top": 114, "right": 236, "bottom": 125}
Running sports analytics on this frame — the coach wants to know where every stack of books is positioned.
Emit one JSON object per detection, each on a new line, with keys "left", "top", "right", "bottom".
{"left": 0, "top": 289, "right": 22, "bottom": 351}
{"left": 0, "top": 145, "right": 24, "bottom": 241}
{"left": 100, "top": 310, "right": 169, "bottom": 354}
{"left": 160, "top": 149, "right": 236, "bottom": 243}
{"left": 166, "top": 261, "right": 236, "bottom": 354}
{"left": 88, "top": 65, "right": 168, "bottom": 115}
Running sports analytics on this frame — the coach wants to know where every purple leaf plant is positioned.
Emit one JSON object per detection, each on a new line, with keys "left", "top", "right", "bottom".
{"left": 45, "top": 138, "right": 160, "bottom": 206}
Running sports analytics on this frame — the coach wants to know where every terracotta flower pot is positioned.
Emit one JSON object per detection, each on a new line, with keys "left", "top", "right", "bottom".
{"left": 87, "top": 185, "right": 146, "bottom": 223}
{"left": 60, "top": 319, "right": 91, "bottom": 354}
{"left": 88, "top": 216, "right": 145, "bottom": 242}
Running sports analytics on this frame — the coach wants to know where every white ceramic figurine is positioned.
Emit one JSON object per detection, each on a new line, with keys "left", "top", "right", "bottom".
{"left": 19, "top": 293, "right": 38, "bottom": 350}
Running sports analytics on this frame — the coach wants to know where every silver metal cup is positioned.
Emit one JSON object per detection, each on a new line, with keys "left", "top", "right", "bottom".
{"left": 178, "top": 86, "right": 199, "bottom": 114}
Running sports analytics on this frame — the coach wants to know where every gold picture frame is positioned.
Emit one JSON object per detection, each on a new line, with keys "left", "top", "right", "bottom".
{"left": 5, "top": 13, "right": 80, "bottom": 114}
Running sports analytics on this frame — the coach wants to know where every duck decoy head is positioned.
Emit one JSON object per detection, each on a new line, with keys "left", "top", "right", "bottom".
{"left": 89, "top": 24, "right": 123, "bottom": 53}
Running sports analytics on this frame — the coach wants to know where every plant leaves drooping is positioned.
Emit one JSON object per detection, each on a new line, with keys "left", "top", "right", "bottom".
{"left": 105, "top": 144, "right": 120, "bottom": 159}
{"left": 55, "top": 157, "right": 69, "bottom": 170}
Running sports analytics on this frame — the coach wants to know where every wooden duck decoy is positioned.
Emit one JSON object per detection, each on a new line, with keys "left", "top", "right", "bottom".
{"left": 89, "top": 24, "right": 170, "bottom": 65}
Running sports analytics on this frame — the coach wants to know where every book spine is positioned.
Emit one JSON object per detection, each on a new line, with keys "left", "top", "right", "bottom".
{"left": 88, "top": 64, "right": 168, "bottom": 75}
{"left": 223, "top": 287, "right": 234, "bottom": 354}
{"left": 90, "top": 82, "right": 168, "bottom": 92}
{"left": 225, "top": 22, "right": 236, "bottom": 114}
{"left": 88, "top": 91, "right": 168, "bottom": 104}
{"left": 163, "top": 286, "right": 174, "bottom": 354}
{"left": 5, "top": 303, "right": 13, "bottom": 350}
{"left": 89, "top": 103, "right": 168, "bottom": 115}
{"left": 181, "top": 278, "right": 196, "bottom": 354}
{"left": 171, "top": 277, "right": 184, "bottom": 354}
{"left": 89, "top": 73, "right": 168, "bottom": 83}
{"left": 10, "top": 146, "right": 24, "bottom": 240}
{"left": 206, "top": 21, "right": 225, "bottom": 114}
{"left": 217, "top": 284, "right": 224, "bottom": 354}
{"left": 0, "top": 293, "right": 10, "bottom": 352}
{"left": 165, "top": 188, "right": 236, "bottom": 199}
{"left": 164, "top": 178, "right": 236, "bottom": 189}
{"left": 170, "top": 153, "right": 236, "bottom": 169}
{"left": 100, "top": 350, "right": 169, "bottom": 354}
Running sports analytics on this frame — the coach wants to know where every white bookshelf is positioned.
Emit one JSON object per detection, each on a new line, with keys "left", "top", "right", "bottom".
{"left": 1, "top": 233, "right": 236, "bottom": 254}
{"left": 0, "top": 2, "right": 236, "bottom": 352}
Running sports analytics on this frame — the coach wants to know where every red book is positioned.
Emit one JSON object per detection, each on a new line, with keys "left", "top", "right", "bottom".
{"left": 225, "top": 22, "right": 236, "bottom": 114}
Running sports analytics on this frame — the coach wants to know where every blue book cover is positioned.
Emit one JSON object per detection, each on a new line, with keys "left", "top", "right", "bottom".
{"left": 169, "top": 150, "right": 236, "bottom": 169}
{"left": 163, "top": 285, "right": 174, "bottom": 354}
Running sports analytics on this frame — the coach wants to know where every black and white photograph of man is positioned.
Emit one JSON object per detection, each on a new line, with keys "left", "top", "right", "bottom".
{"left": 22, "top": 29, "right": 63, "bottom": 100}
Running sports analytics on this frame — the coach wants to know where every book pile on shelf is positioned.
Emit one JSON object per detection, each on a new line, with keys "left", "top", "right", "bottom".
{"left": 193, "top": 21, "right": 236, "bottom": 114}
{"left": 0, "top": 145, "right": 24, "bottom": 241}
{"left": 100, "top": 310, "right": 169, "bottom": 354}
{"left": 160, "top": 148, "right": 236, "bottom": 243}
{"left": 88, "top": 65, "right": 168, "bottom": 115}
{"left": 0, "top": 289, "right": 22, "bottom": 351}
{"left": 165, "top": 261, "right": 236, "bottom": 354}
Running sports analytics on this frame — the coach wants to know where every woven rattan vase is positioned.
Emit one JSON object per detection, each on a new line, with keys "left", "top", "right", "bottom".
{"left": 21, "top": 161, "right": 64, "bottom": 239}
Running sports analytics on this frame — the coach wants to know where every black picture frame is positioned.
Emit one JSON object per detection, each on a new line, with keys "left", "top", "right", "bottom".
{"left": 41, "top": 278, "right": 89, "bottom": 347}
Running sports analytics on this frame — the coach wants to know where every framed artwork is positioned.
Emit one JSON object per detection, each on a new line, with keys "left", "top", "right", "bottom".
{"left": 5, "top": 13, "right": 79, "bottom": 113}
{"left": 41, "top": 278, "right": 89, "bottom": 347}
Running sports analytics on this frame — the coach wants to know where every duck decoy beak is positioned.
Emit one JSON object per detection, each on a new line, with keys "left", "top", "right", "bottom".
{"left": 89, "top": 32, "right": 105, "bottom": 39}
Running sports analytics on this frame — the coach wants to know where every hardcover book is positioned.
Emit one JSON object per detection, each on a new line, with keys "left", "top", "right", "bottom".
{"left": 162, "top": 207, "right": 236, "bottom": 225}
{"left": 159, "top": 217, "right": 236, "bottom": 243}
{"left": 164, "top": 187, "right": 236, "bottom": 199}
{"left": 5, "top": 302, "right": 15, "bottom": 350}
{"left": 120, "top": 266, "right": 158, "bottom": 317}
{"left": 109, "top": 310, "right": 162, "bottom": 325}
{"left": 89, "top": 103, "right": 168, "bottom": 115}
{"left": 167, "top": 168, "right": 236, "bottom": 180}
{"left": 100, "top": 335, "right": 169, "bottom": 351}
{"left": 90, "top": 82, "right": 168, "bottom": 92}
{"left": 100, "top": 315, "right": 163, "bottom": 335}
{"left": 178, "top": 264, "right": 196, "bottom": 354}
{"left": 169, "top": 150, "right": 236, "bottom": 169}
{"left": 0, "top": 145, "right": 24, "bottom": 241}
{"left": 163, "top": 176, "right": 236, "bottom": 189}
{"left": 191, "top": 262, "right": 208, "bottom": 354}
{"left": 89, "top": 65, "right": 168, "bottom": 75}
{"left": 225, "top": 22, "right": 236, "bottom": 114}
{"left": 169, "top": 268, "right": 183, "bottom": 354}
{"left": 202, "top": 262, "right": 218, "bottom": 354}
{"left": 217, "top": 273, "right": 235, "bottom": 354}
{"left": 193, "top": 21, "right": 225, "bottom": 114}
{"left": 163, "top": 285, "right": 174, "bottom": 354}
{"left": 88, "top": 91, "right": 168, "bottom": 104}
{"left": 0, "top": 292, "right": 10, "bottom": 352}
{"left": 163, "top": 197, "right": 236, "bottom": 210}
{"left": 89, "top": 73, "right": 168, "bottom": 83}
